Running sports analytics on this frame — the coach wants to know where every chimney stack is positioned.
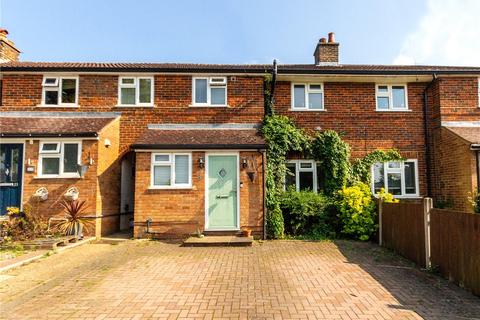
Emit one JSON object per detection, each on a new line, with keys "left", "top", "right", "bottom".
{"left": 313, "top": 32, "right": 339, "bottom": 65}
{"left": 0, "top": 29, "right": 20, "bottom": 62}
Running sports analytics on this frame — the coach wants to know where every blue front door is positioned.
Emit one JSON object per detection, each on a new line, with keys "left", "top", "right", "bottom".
{"left": 0, "top": 144, "right": 23, "bottom": 215}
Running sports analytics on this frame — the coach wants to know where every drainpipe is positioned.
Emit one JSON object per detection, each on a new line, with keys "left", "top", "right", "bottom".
{"left": 423, "top": 73, "right": 437, "bottom": 198}
{"left": 267, "top": 59, "right": 278, "bottom": 115}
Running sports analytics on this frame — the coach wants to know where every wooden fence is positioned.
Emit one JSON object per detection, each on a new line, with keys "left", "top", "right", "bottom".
{"left": 380, "top": 200, "right": 427, "bottom": 267}
{"left": 379, "top": 199, "right": 480, "bottom": 296}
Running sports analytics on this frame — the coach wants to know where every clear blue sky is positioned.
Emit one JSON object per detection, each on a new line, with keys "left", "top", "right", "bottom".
{"left": 1, "top": 0, "right": 427, "bottom": 64}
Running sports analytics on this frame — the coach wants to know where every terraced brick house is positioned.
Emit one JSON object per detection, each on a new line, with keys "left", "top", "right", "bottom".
{"left": 0, "top": 29, "right": 479, "bottom": 239}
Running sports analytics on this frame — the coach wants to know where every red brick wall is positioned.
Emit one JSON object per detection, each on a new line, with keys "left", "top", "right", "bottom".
{"left": 1, "top": 74, "right": 265, "bottom": 152}
{"left": 134, "top": 151, "right": 264, "bottom": 238}
{"left": 431, "top": 128, "right": 477, "bottom": 211}
{"left": 437, "top": 77, "right": 480, "bottom": 121}
{"left": 274, "top": 80, "right": 428, "bottom": 196}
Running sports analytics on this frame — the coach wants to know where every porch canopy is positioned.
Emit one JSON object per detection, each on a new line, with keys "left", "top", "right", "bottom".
{"left": 443, "top": 123, "right": 480, "bottom": 149}
{"left": 0, "top": 111, "right": 120, "bottom": 138}
{"left": 132, "top": 124, "right": 266, "bottom": 150}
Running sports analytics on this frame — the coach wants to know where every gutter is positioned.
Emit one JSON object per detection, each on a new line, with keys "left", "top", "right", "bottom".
{"left": 423, "top": 73, "right": 437, "bottom": 198}
{"left": 0, "top": 132, "right": 99, "bottom": 138}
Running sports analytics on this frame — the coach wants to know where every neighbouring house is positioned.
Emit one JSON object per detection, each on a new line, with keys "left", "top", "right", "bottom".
{"left": 0, "top": 29, "right": 479, "bottom": 239}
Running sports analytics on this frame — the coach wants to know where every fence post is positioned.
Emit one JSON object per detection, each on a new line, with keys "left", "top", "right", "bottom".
{"left": 423, "top": 197, "right": 433, "bottom": 268}
{"left": 378, "top": 198, "right": 383, "bottom": 246}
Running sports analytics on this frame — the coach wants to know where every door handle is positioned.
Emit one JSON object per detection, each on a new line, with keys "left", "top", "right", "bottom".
{"left": 216, "top": 195, "right": 229, "bottom": 199}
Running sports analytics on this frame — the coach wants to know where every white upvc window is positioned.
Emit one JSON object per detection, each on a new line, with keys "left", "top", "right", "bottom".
{"left": 41, "top": 76, "right": 79, "bottom": 106}
{"left": 371, "top": 159, "right": 419, "bottom": 198}
{"left": 285, "top": 160, "right": 321, "bottom": 192}
{"left": 151, "top": 153, "right": 192, "bottom": 189}
{"left": 192, "top": 77, "right": 227, "bottom": 106}
{"left": 291, "top": 83, "right": 324, "bottom": 110}
{"left": 118, "top": 76, "right": 154, "bottom": 106}
{"left": 376, "top": 84, "right": 408, "bottom": 111}
{"left": 38, "top": 141, "right": 81, "bottom": 178}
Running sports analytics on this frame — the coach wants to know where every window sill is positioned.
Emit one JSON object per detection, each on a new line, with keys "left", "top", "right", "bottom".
{"left": 34, "top": 175, "right": 82, "bottom": 180}
{"left": 376, "top": 109, "right": 412, "bottom": 112}
{"left": 189, "top": 104, "right": 229, "bottom": 108}
{"left": 37, "top": 105, "right": 79, "bottom": 108}
{"left": 148, "top": 186, "right": 193, "bottom": 190}
{"left": 114, "top": 104, "right": 155, "bottom": 108}
{"left": 290, "top": 108, "right": 326, "bottom": 112}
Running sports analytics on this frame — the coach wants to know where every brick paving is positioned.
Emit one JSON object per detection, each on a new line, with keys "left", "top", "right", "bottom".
{"left": 1, "top": 240, "right": 479, "bottom": 319}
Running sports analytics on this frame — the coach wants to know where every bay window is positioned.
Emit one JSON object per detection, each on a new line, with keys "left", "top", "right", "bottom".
{"left": 192, "top": 77, "right": 227, "bottom": 106}
{"left": 38, "top": 142, "right": 81, "bottom": 177}
{"left": 42, "top": 76, "right": 78, "bottom": 106}
{"left": 151, "top": 153, "right": 192, "bottom": 188}
{"left": 376, "top": 84, "right": 408, "bottom": 110}
{"left": 292, "top": 83, "right": 324, "bottom": 110}
{"left": 372, "top": 160, "right": 418, "bottom": 197}
{"left": 118, "top": 76, "right": 154, "bottom": 106}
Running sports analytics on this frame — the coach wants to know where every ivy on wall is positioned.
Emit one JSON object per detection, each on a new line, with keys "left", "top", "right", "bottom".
{"left": 350, "top": 149, "right": 404, "bottom": 184}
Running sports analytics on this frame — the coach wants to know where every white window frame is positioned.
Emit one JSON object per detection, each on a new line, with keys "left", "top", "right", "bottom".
{"left": 192, "top": 76, "right": 228, "bottom": 107}
{"left": 41, "top": 76, "right": 79, "bottom": 107}
{"left": 375, "top": 84, "right": 409, "bottom": 111}
{"left": 285, "top": 160, "right": 319, "bottom": 192}
{"left": 371, "top": 159, "right": 419, "bottom": 198}
{"left": 38, "top": 141, "right": 82, "bottom": 178}
{"left": 150, "top": 152, "right": 192, "bottom": 189}
{"left": 291, "top": 83, "right": 324, "bottom": 111}
{"left": 117, "top": 76, "right": 154, "bottom": 107}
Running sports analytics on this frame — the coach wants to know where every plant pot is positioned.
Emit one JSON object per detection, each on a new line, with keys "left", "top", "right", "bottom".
{"left": 66, "top": 222, "right": 83, "bottom": 238}
{"left": 242, "top": 229, "right": 252, "bottom": 237}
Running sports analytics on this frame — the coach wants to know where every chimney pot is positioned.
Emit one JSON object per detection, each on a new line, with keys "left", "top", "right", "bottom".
{"left": 0, "top": 29, "right": 9, "bottom": 36}
{"left": 0, "top": 27, "right": 20, "bottom": 61}
{"left": 313, "top": 33, "right": 339, "bottom": 65}
{"left": 328, "top": 32, "right": 335, "bottom": 43}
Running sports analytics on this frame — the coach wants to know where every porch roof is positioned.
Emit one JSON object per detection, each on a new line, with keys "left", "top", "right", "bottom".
{"left": 0, "top": 112, "right": 120, "bottom": 138}
{"left": 132, "top": 124, "right": 266, "bottom": 150}
{"left": 443, "top": 126, "right": 480, "bottom": 146}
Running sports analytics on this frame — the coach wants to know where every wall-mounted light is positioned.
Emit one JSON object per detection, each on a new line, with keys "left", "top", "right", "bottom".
{"left": 104, "top": 138, "right": 112, "bottom": 148}
{"left": 198, "top": 157, "right": 205, "bottom": 168}
{"left": 77, "top": 164, "right": 89, "bottom": 178}
{"left": 242, "top": 158, "right": 248, "bottom": 169}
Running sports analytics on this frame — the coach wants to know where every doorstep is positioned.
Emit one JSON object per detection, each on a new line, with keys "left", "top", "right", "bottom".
{"left": 182, "top": 235, "right": 253, "bottom": 247}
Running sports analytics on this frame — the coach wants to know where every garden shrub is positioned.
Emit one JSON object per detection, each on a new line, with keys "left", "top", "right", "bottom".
{"left": 335, "top": 182, "right": 377, "bottom": 241}
{"left": 279, "top": 189, "right": 334, "bottom": 238}
{"left": 1, "top": 203, "right": 49, "bottom": 242}
{"left": 376, "top": 188, "right": 399, "bottom": 203}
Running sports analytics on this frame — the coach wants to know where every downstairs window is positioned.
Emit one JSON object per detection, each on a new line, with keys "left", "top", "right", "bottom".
{"left": 285, "top": 160, "right": 322, "bottom": 192}
{"left": 38, "top": 142, "right": 81, "bottom": 177}
{"left": 372, "top": 160, "right": 418, "bottom": 197}
{"left": 151, "top": 153, "right": 192, "bottom": 188}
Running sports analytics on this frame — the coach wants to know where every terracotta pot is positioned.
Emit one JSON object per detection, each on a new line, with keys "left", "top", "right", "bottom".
{"left": 242, "top": 229, "right": 252, "bottom": 237}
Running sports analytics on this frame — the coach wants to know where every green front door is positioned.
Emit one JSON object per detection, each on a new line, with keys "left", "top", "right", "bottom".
{"left": 207, "top": 155, "right": 238, "bottom": 230}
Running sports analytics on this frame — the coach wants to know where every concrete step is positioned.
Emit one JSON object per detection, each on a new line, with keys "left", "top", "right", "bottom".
{"left": 182, "top": 235, "right": 253, "bottom": 247}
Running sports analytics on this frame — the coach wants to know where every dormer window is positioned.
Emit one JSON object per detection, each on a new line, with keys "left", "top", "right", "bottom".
{"left": 41, "top": 76, "right": 78, "bottom": 106}
{"left": 192, "top": 77, "right": 227, "bottom": 106}
{"left": 376, "top": 84, "right": 408, "bottom": 111}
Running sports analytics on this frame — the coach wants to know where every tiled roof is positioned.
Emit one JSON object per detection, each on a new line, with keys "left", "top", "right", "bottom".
{"left": 444, "top": 126, "right": 480, "bottom": 145}
{"left": 0, "top": 112, "right": 119, "bottom": 137}
{"left": 132, "top": 125, "right": 265, "bottom": 149}
{"left": 1, "top": 61, "right": 479, "bottom": 74}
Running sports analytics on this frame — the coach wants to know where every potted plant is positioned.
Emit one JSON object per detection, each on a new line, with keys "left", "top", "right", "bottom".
{"left": 241, "top": 228, "right": 252, "bottom": 237}
{"left": 57, "top": 199, "right": 90, "bottom": 238}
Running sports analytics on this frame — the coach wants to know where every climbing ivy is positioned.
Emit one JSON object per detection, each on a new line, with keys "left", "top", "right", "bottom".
{"left": 264, "top": 74, "right": 274, "bottom": 116}
{"left": 350, "top": 149, "right": 404, "bottom": 185}
{"left": 261, "top": 115, "right": 310, "bottom": 238}
{"left": 311, "top": 130, "right": 351, "bottom": 196}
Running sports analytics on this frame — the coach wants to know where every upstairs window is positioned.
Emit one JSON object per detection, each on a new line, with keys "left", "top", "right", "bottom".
{"left": 42, "top": 76, "right": 78, "bottom": 106}
{"left": 151, "top": 153, "right": 192, "bottom": 188}
{"left": 376, "top": 84, "right": 408, "bottom": 110}
{"left": 292, "top": 83, "right": 324, "bottom": 110}
{"left": 38, "top": 142, "right": 81, "bottom": 177}
{"left": 118, "top": 77, "right": 154, "bottom": 106}
{"left": 192, "top": 77, "right": 227, "bottom": 106}
{"left": 285, "top": 160, "right": 322, "bottom": 192}
{"left": 372, "top": 160, "right": 418, "bottom": 197}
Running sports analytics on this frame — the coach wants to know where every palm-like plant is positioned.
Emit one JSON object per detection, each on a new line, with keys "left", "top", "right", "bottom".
{"left": 57, "top": 199, "right": 91, "bottom": 236}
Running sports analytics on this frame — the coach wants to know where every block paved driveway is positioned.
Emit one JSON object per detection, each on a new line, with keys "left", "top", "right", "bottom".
{"left": 1, "top": 240, "right": 479, "bottom": 319}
